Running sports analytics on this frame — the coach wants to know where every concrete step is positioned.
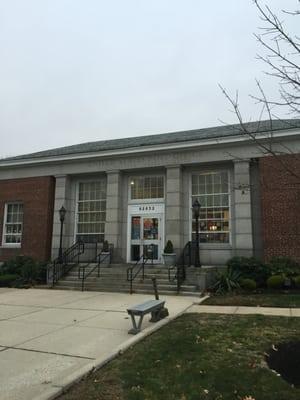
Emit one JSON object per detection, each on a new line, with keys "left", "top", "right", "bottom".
{"left": 69, "top": 268, "right": 171, "bottom": 276}
{"left": 67, "top": 273, "right": 171, "bottom": 279}
{"left": 61, "top": 278, "right": 174, "bottom": 286}
{"left": 66, "top": 273, "right": 171, "bottom": 279}
{"left": 56, "top": 280, "right": 196, "bottom": 291}
{"left": 54, "top": 262, "right": 199, "bottom": 296}
{"left": 54, "top": 285, "right": 198, "bottom": 296}
{"left": 72, "top": 265, "right": 169, "bottom": 270}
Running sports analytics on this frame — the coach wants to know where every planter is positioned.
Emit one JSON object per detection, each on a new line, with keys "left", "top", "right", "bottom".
{"left": 162, "top": 253, "right": 176, "bottom": 266}
{"left": 99, "top": 252, "right": 111, "bottom": 267}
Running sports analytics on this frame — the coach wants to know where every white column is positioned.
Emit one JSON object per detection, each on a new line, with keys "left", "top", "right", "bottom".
{"left": 233, "top": 160, "right": 253, "bottom": 256}
{"left": 165, "top": 165, "right": 183, "bottom": 256}
{"left": 104, "top": 170, "right": 122, "bottom": 262}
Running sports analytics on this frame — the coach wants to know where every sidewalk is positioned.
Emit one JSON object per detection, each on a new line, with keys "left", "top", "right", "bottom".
{"left": 187, "top": 304, "right": 300, "bottom": 317}
{"left": 0, "top": 288, "right": 197, "bottom": 400}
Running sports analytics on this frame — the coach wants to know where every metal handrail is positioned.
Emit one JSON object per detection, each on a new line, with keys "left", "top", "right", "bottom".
{"left": 168, "top": 264, "right": 186, "bottom": 293}
{"left": 168, "top": 241, "right": 191, "bottom": 293}
{"left": 47, "top": 241, "right": 85, "bottom": 286}
{"left": 62, "top": 240, "right": 85, "bottom": 276}
{"left": 127, "top": 247, "right": 154, "bottom": 294}
{"left": 78, "top": 249, "right": 112, "bottom": 292}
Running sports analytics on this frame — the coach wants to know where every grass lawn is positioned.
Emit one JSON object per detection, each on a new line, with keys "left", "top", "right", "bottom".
{"left": 59, "top": 313, "right": 300, "bottom": 400}
{"left": 202, "top": 292, "right": 300, "bottom": 308}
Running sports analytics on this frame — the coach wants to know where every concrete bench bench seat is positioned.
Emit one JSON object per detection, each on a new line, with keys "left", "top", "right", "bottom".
{"left": 127, "top": 299, "right": 167, "bottom": 334}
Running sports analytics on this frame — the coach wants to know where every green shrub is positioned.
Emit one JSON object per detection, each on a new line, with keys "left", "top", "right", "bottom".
{"left": 293, "top": 275, "right": 300, "bottom": 289}
{"left": 240, "top": 278, "right": 257, "bottom": 291}
{"left": 164, "top": 240, "right": 174, "bottom": 254}
{"left": 36, "top": 262, "right": 47, "bottom": 283}
{"left": 212, "top": 268, "right": 241, "bottom": 294}
{"left": 0, "top": 256, "right": 47, "bottom": 284}
{"left": 0, "top": 255, "right": 35, "bottom": 275}
{"left": 0, "top": 274, "right": 20, "bottom": 287}
{"left": 226, "top": 256, "right": 270, "bottom": 286}
{"left": 267, "top": 274, "right": 285, "bottom": 289}
{"left": 267, "top": 256, "right": 300, "bottom": 277}
{"left": 21, "top": 261, "right": 38, "bottom": 283}
{"left": 102, "top": 240, "right": 110, "bottom": 252}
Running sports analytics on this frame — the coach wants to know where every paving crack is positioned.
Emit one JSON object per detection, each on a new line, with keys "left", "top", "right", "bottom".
{"left": 0, "top": 345, "right": 96, "bottom": 360}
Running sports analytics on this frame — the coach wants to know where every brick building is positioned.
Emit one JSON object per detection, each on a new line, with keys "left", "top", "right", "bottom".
{"left": 0, "top": 119, "right": 300, "bottom": 266}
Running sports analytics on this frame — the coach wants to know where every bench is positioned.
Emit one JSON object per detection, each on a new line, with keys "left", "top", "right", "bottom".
{"left": 127, "top": 299, "right": 168, "bottom": 334}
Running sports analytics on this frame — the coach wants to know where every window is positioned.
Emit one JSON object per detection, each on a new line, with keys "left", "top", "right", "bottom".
{"left": 130, "top": 176, "right": 164, "bottom": 200}
{"left": 2, "top": 203, "right": 23, "bottom": 246}
{"left": 191, "top": 171, "right": 230, "bottom": 243}
{"left": 76, "top": 181, "right": 106, "bottom": 243}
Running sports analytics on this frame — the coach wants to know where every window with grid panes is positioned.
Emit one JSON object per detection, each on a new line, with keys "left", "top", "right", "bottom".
{"left": 191, "top": 171, "right": 230, "bottom": 243}
{"left": 76, "top": 181, "right": 106, "bottom": 243}
{"left": 2, "top": 203, "right": 23, "bottom": 245}
{"left": 130, "top": 176, "right": 164, "bottom": 200}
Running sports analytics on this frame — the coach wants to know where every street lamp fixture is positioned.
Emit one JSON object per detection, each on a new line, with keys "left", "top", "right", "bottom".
{"left": 192, "top": 199, "right": 201, "bottom": 268}
{"left": 58, "top": 206, "right": 66, "bottom": 263}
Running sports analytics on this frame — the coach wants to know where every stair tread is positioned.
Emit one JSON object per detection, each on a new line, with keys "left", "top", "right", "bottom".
{"left": 51, "top": 263, "right": 200, "bottom": 295}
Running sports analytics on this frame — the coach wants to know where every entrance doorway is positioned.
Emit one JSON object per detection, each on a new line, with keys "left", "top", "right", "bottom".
{"left": 130, "top": 216, "right": 162, "bottom": 262}
{"left": 127, "top": 203, "right": 164, "bottom": 263}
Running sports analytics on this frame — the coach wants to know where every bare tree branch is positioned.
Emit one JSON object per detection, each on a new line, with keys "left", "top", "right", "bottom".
{"left": 220, "top": 1, "right": 300, "bottom": 183}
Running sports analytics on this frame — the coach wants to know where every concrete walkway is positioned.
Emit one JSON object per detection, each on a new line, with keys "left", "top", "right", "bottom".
{"left": 187, "top": 304, "right": 300, "bottom": 317}
{"left": 0, "top": 288, "right": 198, "bottom": 400}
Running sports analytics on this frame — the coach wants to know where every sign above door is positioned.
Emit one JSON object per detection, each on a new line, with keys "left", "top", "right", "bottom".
{"left": 129, "top": 203, "right": 165, "bottom": 215}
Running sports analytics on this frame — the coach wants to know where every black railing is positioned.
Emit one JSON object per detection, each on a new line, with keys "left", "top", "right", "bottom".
{"left": 182, "top": 241, "right": 192, "bottom": 267}
{"left": 127, "top": 249, "right": 154, "bottom": 294}
{"left": 168, "top": 241, "right": 192, "bottom": 293}
{"left": 168, "top": 264, "right": 186, "bottom": 293}
{"left": 47, "top": 241, "right": 85, "bottom": 286}
{"left": 78, "top": 249, "right": 112, "bottom": 292}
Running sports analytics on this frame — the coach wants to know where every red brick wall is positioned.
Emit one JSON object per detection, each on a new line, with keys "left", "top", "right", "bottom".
{"left": 260, "top": 154, "right": 300, "bottom": 262}
{"left": 0, "top": 176, "right": 55, "bottom": 262}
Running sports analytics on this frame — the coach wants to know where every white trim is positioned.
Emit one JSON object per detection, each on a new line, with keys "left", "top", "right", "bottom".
{"left": 1, "top": 129, "right": 299, "bottom": 168}
{"left": 1, "top": 202, "right": 23, "bottom": 247}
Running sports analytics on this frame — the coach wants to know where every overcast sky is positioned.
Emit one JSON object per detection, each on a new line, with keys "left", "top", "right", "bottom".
{"left": 0, "top": 0, "right": 298, "bottom": 158}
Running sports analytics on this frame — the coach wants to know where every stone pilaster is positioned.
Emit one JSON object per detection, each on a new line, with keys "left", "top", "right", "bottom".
{"left": 104, "top": 170, "right": 122, "bottom": 262}
{"left": 51, "top": 175, "right": 72, "bottom": 260}
{"left": 165, "top": 165, "right": 183, "bottom": 257}
{"left": 233, "top": 160, "right": 253, "bottom": 256}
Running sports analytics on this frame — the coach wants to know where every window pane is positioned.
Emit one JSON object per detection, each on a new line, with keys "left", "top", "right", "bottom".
{"left": 206, "top": 174, "right": 213, "bottom": 194}
{"left": 213, "top": 195, "right": 221, "bottom": 207}
{"left": 130, "top": 176, "right": 164, "bottom": 199}
{"left": 157, "top": 186, "right": 164, "bottom": 198}
{"left": 77, "top": 181, "right": 106, "bottom": 243}
{"left": 221, "top": 172, "right": 229, "bottom": 192}
{"left": 198, "top": 233, "right": 229, "bottom": 243}
{"left": 131, "top": 217, "right": 140, "bottom": 240}
{"left": 191, "top": 172, "right": 230, "bottom": 244}
{"left": 221, "top": 194, "right": 229, "bottom": 206}
{"left": 4, "top": 203, "right": 23, "bottom": 245}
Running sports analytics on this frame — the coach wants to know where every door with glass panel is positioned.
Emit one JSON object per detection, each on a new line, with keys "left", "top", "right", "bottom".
{"left": 130, "top": 215, "right": 162, "bottom": 263}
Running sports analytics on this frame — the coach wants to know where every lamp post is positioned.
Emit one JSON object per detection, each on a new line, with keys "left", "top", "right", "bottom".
{"left": 58, "top": 206, "right": 66, "bottom": 263}
{"left": 192, "top": 199, "right": 201, "bottom": 268}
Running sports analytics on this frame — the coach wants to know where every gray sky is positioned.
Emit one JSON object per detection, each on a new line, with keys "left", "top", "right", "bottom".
{"left": 0, "top": 0, "right": 298, "bottom": 158}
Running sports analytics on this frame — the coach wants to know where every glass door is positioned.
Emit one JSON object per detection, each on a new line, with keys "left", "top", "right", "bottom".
{"left": 130, "top": 215, "right": 161, "bottom": 262}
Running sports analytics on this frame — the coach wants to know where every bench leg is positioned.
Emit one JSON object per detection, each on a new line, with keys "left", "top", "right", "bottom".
{"left": 150, "top": 307, "right": 169, "bottom": 322}
{"left": 128, "top": 314, "right": 144, "bottom": 335}
{"left": 150, "top": 307, "right": 162, "bottom": 322}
